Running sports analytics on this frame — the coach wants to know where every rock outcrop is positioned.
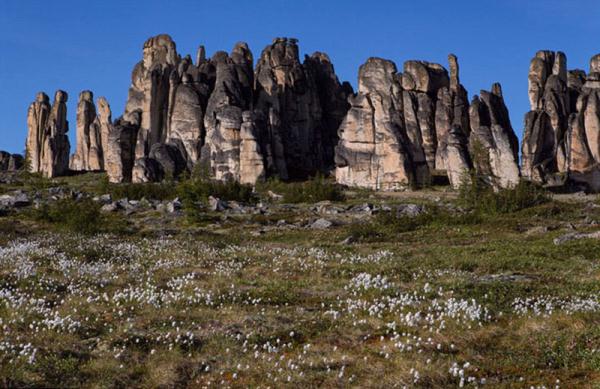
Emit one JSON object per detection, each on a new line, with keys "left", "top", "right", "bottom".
{"left": 521, "top": 51, "right": 575, "bottom": 185}
{"left": 71, "top": 91, "right": 103, "bottom": 171}
{"left": 105, "top": 113, "right": 139, "bottom": 183}
{"left": 239, "top": 111, "right": 266, "bottom": 184}
{"left": 201, "top": 47, "right": 253, "bottom": 181}
{"left": 0, "top": 152, "right": 23, "bottom": 171}
{"left": 124, "top": 34, "right": 179, "bottom": 159}
{"left": 469, "top": 83, "right": 520, "bottom": 189}
{"left": 26, "top": 91, "right": 70, "bottom": 177}
{"left": 35, "top": 35, "right": 600, "bottom": 193}
{"left": 254, "top": 38, "right": 350, "bottom": 179}
{"left": 335, "top": 58, "right": 416, "bottom": 190}
{"left": 26, "top": 92, "right": 51, "bottom": 174}
{"left": 335, "top": 54, "right": 472, "bottom": 190}
{"left": 567, "top": 54, "right": 600, "bottom": 190}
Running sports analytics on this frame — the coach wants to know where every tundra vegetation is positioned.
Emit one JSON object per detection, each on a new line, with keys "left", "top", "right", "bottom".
{"left": 0, "top": 171, "right": 598, "bottom": 388}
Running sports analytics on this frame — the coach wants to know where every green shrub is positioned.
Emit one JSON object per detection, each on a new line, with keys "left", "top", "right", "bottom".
{"left": 97, "top": 176, "right": 177, "bottom": 201}
{"left": 346, "top": 206, "right": 480, "bottom": 243}
{"left": 31, "top": 198, "right": 128, "bottom": 234}
{"left": 257, "top": 174, "right": 345, "bottom": 203}
{"left": 458, "top": 174, "right": 548, "bottom": 215}
{"left": 177, "top": 172, "right": 255, "bottom": 224}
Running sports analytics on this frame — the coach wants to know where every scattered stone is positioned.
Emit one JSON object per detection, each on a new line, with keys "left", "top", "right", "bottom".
{"left": 208, "top": 196, "right": 227, "bottom": 211}
{"left": 310, "top": 218, "right": 333, "bottom": 229}
{"left": 553, "top": 230, "right": 600, "bottom": 245}
{"left": 100, "top": 202, "right": 119, "bottom": 212}
{"left": 396, "top": 204, "right": 426, "bottom": 218}
{"left": 166, "top": 198, "right": 182, "bottom": 213}
{"left": 0, "top": 191, "right": 30, "bottom": 208}
{"left": 267, "top": 191, "right": 283, "bottom": 201}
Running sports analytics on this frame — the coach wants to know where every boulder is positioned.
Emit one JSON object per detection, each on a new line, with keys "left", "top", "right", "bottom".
{"left": 396, "top": 204, "right": 426, "bottom": 218}
{"left": 208, "top": 196, "right": 227, "bottom": 211}
{"left": 0, "top": 191, "right": 30, "bottom": 208}
{"left": 310, "top": 218, "right": 333, "bottom": 229}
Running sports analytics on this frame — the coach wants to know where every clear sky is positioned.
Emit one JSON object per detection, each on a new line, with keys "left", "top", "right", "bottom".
{"left": 1, "top": 0, "right": 599, "bottom": 154}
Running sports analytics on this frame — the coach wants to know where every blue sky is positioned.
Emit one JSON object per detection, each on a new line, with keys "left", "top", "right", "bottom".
{"left": 1, "top": 0, "right": 599, "bottom": 154}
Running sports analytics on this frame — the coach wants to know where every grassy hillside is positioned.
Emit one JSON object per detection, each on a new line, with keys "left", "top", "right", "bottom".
{"left": 0, "top": 173, "right": 598, "bottom": 387}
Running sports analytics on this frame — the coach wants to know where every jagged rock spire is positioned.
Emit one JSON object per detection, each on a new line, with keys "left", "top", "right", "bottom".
{"left": 469, "top": 83, "right": 520, "bottom": 189}
{"left": 26, "top": 90, "right": 70, "bottom": 177}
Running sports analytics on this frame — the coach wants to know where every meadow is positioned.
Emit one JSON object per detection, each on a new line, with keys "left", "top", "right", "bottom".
{"left": 0, "top": 173, "right": 599, "bottom": 388}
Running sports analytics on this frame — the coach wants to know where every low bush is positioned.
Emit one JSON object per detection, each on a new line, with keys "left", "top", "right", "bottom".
{"left": 458, "top": 174, "right": 549, "bottom": 215}
{"left": 347, "top": 206, "right": 480, "bottom": 243}
{"left": 97, "top": 177, "right": 177, "bottom": 201}
{"left": 31, "top": 198, "right": 129, "bottom": 234}
{"left": 257, "top": 174, "right": 345, "bottom": 203}
{"left": 177, "top": 170, "right": 255, "bottom": 224}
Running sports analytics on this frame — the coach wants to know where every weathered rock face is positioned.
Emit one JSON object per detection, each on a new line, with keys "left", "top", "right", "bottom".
{"left": 433, "top": 55, "right": 471, "bottom": 173}
{"left": 124, "top": 34, "right": 179, "bottom": 160}
{"left": 120, "top": 34, "right": 218, "bottom": 182}
{"left": 106, "top": 113, "right": 139, "bottom": 183}
{"left": 445, "top": 125, "right": 472, "bottom": 189}
{"left": 0, "top": 152, "right": 23, "bottom": 171}
{"left": 335, "top": 58, "right": 416, "bottom": 190}
{"left": 26, "top": 92, "right": 51, "bottom": 174}
{"left": 469, "top": 83, "right": 520, "bottom": 189}
{"left": 335, "top": 54, "right": 472, "bottom": 190}
{"left": 132, "top": 156, "right": 163, "bottom": 183}
{"left": 304, "top": 52, "right": 352, "bottom": 171}
{"left": 26, "top": 91, "right": 70, "bottom": 177}
{"left": 96, "top": 97, "right": 112, "bottom": 169}
{"left": 201, "top": 47, "right": 253, "bottom": 181}
{"left": 522, "top": 51, "right": 575, "bottom": 184}
{"left": 239, "top": 111, "right": 266, "bottom": 184}
{"left": 71, "top": 91, "right": 103, "bottom": 171}
{"left": 568, "top": 54, "right": 600, "bottom": 191}
{"left": 44, "top": 90, "right": 71, "bottom": 177}
{"left": 254, "top": 38, "right": 348, "bottom": 179}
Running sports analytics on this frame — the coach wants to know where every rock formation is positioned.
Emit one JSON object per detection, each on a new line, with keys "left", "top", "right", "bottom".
{"left": 239, "top": 111, "right": 266, "bottom": 184}
{"left": 30, "top": 34, "right": 600, "bottom": 193}
{"left": 26, "top": 92, "right": 51, "bottom": 174}
{"left": 201, "top": 47, "right": 253, "bottom": 181}
{"left": 0, "top": 152, "right": 23, "bottom": 171}
{"left": 114, "top": 35, "right": 349, "bottom": 184}
{"left": 521, "top": 51, "right": 575, "bottom": 185}
{"left": 469, "top": 83, "right": 520, "bottom": 189}
{"left": 26, "top": 90, "right": 70, "bottom": 177}
{"left": 254, "top": 38, "right": 350, "bottom": 179}
{"left": 335, "top": 58, "right": 416, "bottom": 190}
{"left": 105, "top": 113, "right": 139, "bottom": 183}
{"left": 96, "top": 97, "right": 112, "bottom": 169}
{"left": 567, "top": 54, "right": 600, "bottom": 190}
{"left": 71, "top": 91, "right": 103, "bottom": 171}
{"left": 335, "top": 54, "right": 472, "bottom": 190}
